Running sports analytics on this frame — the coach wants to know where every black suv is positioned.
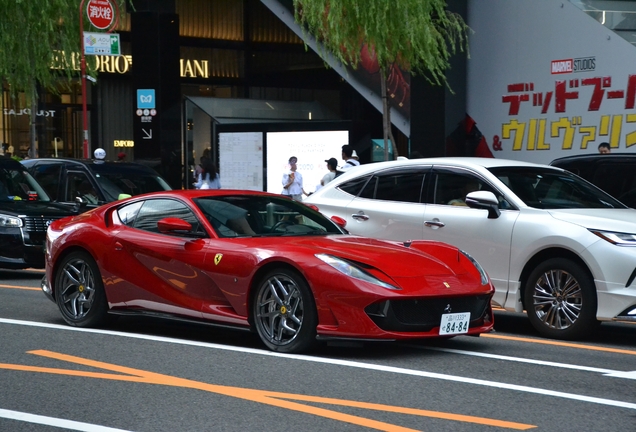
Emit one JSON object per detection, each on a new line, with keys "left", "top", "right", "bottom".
{"left": 0, "top": 156, "right": 78, "bottom": 270}
{"left": 21, "top": 158, "right": 171, "bottom": 209}
{"left": 550, "top": 153, "right": 636, "bottom": 207}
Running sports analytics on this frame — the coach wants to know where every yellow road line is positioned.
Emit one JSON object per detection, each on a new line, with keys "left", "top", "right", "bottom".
{"left": 0, "top": 350, "right": 536, "bottom": 431}
{"left": 482, "top": 333, "right": 636, "bottom": 356}
{"left": 0, "top": 284, "right": 40, "bottom": 291}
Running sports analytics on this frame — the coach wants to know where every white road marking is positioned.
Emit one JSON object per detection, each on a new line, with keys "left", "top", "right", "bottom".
{"left": 0, "top": 408, "right": 130, "bottom": 431}
{"left": 2, "top": 318, "right": 636, "bottom": 411}
{"left": 604, "top": 370, "right": 636, "bottom": 380}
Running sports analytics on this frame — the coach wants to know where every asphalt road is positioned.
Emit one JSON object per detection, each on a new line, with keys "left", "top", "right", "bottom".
{"left": 1, "top": 268, "right": 635, "bottom": 432}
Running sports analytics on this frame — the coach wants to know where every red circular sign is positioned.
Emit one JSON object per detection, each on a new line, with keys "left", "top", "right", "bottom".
{"left": 86, "top": 0, "right": 115, "bottom": 30}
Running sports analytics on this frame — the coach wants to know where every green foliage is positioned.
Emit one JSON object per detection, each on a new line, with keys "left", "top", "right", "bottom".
{"left": 293, "top": 0, "right": 470, "bottom": 85}
{"left": 0, "top": 0, "right": 127, "bottom": 104}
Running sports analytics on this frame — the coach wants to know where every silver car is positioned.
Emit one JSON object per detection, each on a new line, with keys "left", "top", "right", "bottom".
{"left": 305, "top": 157, "right": 636, "bottom": 340}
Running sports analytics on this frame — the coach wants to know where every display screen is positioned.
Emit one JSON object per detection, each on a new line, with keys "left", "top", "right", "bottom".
{"left": 265, "top": 130, "right": 349, "bottom": 195}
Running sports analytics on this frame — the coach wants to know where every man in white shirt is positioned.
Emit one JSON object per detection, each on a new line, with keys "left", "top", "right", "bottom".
{"left": 340, "top": 145, "right": 360, "bottom": 171}
{"left": 281, "top": 156, "right": 307, "bottom": 200}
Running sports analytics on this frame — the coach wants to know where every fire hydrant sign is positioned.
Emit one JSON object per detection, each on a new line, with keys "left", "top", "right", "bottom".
{"left": 86, "top": 0, "right": 115, "bottom": 30}
{"left": 83, "top": 32, "right": 120, "bottom": 56}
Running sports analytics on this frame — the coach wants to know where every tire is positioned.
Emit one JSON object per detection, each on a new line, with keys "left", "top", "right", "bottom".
{"left": 524, "top": 258, "right": 598, "bottom": 340}
{"left": 252, "top": 268, "right": 317, "bottom": 353}
{"left": 55, "top": 251, "right": 110, "bottom": 327}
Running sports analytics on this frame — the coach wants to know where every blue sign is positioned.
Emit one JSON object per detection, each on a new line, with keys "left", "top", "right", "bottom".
{"left": 137, "top": 89, "right": 155, "bottom": 109}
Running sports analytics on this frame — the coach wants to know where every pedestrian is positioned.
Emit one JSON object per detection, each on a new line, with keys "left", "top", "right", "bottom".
{"left": 282, "top": 156, "right": 307, "bottom": 200}
{"left": 340, "top": 145, "right": 360, "bottom": 171}
{"left": 194, "top": 148, "right": 211, "bottom": 182}
{"left": 598, "top": 142, "right": 611, "bottom": 154}
{"left": 194, "top": 157, "right": 221, "bottom": 189}
{"left": 321, "top": 157, "right": 338, "bottom": 186}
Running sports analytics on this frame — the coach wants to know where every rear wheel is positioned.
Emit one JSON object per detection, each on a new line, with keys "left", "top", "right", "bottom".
{"left": 524, "top": 258, "right": 598, "bottom": 340}
{"left": 252, "top": 268, "right": 317, "bottom": 353}
{"left": 55, "top": 251, "right": 110, "bottom": 327}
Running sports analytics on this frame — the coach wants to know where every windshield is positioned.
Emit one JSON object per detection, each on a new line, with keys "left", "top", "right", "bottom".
{"left": 489, "top": 167, "right": 626, "bottom": 209}
{"left": 91, "top": 171, "right": 171, "bottom": 201}
{"left": 0, "top": 166, "right": 50, "bottom": 202}
{"left": 193, "top": 195, "right": 346, "bottom": 238}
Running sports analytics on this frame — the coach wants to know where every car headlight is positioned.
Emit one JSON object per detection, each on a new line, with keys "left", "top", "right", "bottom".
{"left": 0, "top": 214, "right": 23, "bottom": 228}
{"left": 460, "top": 250, "right": 489, "bottom": 285}
{"left": 590, "top": 229, "right": 636, "bottom": 246}
{"left": 315, "top": 254, "right": 399, "bottom": 290}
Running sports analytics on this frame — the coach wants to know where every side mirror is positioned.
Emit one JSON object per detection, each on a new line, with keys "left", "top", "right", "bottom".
{"left": 331, "top": 215, "right": 347, "bottom": 228}
{"left": 465, "top": 191, "right": 501, "bottom": 219}
{"left": 157, "top": 217, "right": 193, "bottom": 233}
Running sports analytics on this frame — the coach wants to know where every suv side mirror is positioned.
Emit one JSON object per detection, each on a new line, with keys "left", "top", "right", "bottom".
{"left": 465, "top": 191, "right": 501, "bottom": 219}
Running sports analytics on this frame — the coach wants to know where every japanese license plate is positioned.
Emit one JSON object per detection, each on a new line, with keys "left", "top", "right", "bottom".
{"left": 439, "top": 312, "right": 471, "bottom": 335}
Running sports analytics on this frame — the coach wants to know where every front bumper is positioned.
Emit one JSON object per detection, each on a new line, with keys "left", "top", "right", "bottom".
{"left": 41, "top": 275, "right": 55, "bottom": 303}
{"left": 0, "top": 229, "right": 45, "bottom": 269}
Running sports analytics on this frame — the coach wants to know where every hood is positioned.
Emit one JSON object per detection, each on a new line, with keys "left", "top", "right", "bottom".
{"left": 0, "top": 200, "right": 77, "bottom": 217}
{"left": 547, "top": 208, "right": 636, "bottom": 232}
{"left": 288, "top": 235, "right": 456, "bottom": 277}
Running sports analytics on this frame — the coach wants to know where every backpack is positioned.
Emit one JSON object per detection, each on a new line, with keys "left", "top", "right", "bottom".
{"left": 334, "top": 160, "right": 357, "bottom": 178}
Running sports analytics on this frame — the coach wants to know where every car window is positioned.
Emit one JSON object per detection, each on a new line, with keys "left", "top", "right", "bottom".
{"left": 0, "top": 165, "right": 50, "bottom": 202}
{"left": 193, "top": 195, "right": 344, "bottom": 238}
{"left": 28, "top": 162, "right": 62, "bottom": 200}
{"left": 66, "top": 172, "right": 99, "bottom": 204}
{"left": 432, "top": 171, "right": 506, "bottom": 208}
{"left": 338, "top": 175, "right": 371, "bottom": 196}
{"left": 358, "top": 170, "right": 425, "bottom": 203}
{"left": 592, "top": 163, "right": 636, "bottom": 201}
{"left": 117, "top": 201, "right": 144, "bottom": 225}
{"left": 489, "top": 167, "right": 626, "bottom": 209}
{"left": 89, "top": 165, "right": 171, "bottom": 201}
{"left": 133, "top": 199, "right": 204, "bottom": 236}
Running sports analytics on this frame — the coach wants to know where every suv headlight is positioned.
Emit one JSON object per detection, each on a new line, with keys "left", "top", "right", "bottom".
{"left": 0, "top": 214, "right": 23, "bottom": 228}
{"left": 460, "top": 250, "right": 489, "bottom": 285}
{"left": 590, "top": 229, "right": 636, "bottom": 246}
{"left": 315, "top": 254, "right": 399, "bottom": 290}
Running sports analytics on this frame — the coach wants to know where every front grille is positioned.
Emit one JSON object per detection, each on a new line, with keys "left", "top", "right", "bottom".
{"left": 365, "top": 294, "right": 491, "bottom": 332}
{"left": 22, "top": 216, "right": 64, "bottom": 246}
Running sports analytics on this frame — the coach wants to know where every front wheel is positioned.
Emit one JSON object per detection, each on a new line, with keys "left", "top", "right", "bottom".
{"left": 524, "top": 258, "right": 598, "bottom": 340}
{"left": 55, "top": 251, "right": 110, "bottom": 327}
{"left": 252, "top": 268, "right": 317, "bottom": 353}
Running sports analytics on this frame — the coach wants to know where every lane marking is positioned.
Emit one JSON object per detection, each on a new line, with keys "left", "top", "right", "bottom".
{"left": 0, "top": 284, "right": 40, "bottom": 291}
{"left": 0, "top": 318, "right": 635, "bottom": 412}
{"left": 0, "top": 350, "right": 535, "bottom": 431}
{"left": 482, "top": 333, "right": 636, "bottom": 356}
{"left": 0, "top": 408, "right": 129, "bottom": 431}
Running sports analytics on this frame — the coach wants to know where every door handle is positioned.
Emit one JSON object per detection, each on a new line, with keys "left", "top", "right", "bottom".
{"left": 351, "top": 213, "right": 369, "bottom": 221}
{"left": 424, "top": 220, "right": 445, "bottom": 228}
{"left": 114, "top": 241, "right": 123, "bottom": 251}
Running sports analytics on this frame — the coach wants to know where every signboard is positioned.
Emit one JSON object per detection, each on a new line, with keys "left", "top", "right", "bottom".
{"left": 86, "top": 0, "right": 115, "bottom": 30}
{"left": 219, "top": 132, "right": 264, "bottom": 191}
{"left": 83, "top": 32, "right": 120, "bottom": 56}
{"left": 137, "top": 89, "right": 156, "bottom": 109}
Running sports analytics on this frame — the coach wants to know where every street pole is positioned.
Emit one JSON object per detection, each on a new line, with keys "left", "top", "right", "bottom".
{"left": 80, "top": 0, "right": 89, "bottom": 159}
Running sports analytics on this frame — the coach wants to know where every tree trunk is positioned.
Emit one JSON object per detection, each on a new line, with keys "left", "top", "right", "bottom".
{"left": 380, "top": 69, "right": 398, "bottom": 161}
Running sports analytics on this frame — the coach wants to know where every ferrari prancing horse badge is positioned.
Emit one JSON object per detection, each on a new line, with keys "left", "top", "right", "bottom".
{"left": 214, "top": 253, "right": 223, "bottom": 265}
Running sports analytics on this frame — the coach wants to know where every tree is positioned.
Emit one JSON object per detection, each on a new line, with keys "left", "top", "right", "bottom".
{"left": 0, "top": 0, "right": 127, "bottom": 158}
{"left": 293, "top": 0, "right": 470, "bottom": 160}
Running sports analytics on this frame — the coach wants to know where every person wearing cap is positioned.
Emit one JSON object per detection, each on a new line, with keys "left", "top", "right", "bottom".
{"left": 351, "top": 150, "right": 359, "bottom": 161}
{"left": 321, "top": 157, "right": 338, "bottom": 186}
{"left": 340, "top": 144, "right": 360, "bottom": 171}
{"left": 281, "top": 156, "right": 307, "bottom": 200}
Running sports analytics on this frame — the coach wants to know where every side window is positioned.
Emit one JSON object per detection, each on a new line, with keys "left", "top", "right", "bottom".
{"left": 374, "top": 170, "right": 425, "bottom": 203}
{"left": 133, "top": 199, "right": 203, "bottom": 236}
{"left": 338, "top": 175, "right": 371, "bottom": 196}
{"left": 433, "top": 172, "right": 505, "bottom": 207}
{"left": 30, "top": 163, "right": 61, "bottom": 200}
{"left": 67, "top": 172, "right": 99, "bottom": 204}
{"left": 117, "top": 201, "right": 144, "bottom": 226}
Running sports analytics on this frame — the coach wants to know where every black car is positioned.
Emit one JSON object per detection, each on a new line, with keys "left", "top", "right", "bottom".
{"left": 21, "top": 158, "right": 172, "bottom": 208}
{"left": 550, "top": 153, "right": 636, "bottom": 207}
{"left": 0, "top": 156, "right": 78, "bottom": 270}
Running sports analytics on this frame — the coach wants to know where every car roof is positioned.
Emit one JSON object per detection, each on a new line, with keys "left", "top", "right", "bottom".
{"left": 0, "top": 156, "right": 26, "bottom": 169}
{"left": 22, "top": 158, "right": 159, "bottom": 174}
{"left": 550, "top": 153, "right": 636, "bottom": 166}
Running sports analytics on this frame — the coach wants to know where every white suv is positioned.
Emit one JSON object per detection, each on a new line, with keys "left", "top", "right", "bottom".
{"left": 305, "top": 157, "right": 636, "bottom": 340}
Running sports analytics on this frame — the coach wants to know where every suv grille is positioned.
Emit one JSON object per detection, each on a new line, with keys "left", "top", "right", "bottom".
{"left": 22, "top": 216, "right": 64, "bottom": 246}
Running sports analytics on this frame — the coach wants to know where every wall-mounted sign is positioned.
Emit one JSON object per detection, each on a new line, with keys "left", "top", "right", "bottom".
{"left": 83, "top": 32, "right": 120, "bottom": 56}
{"left": 3, "top": 108, "right": 56, "bottom": 117}
{"left": 86, "top": 0, "right": 114, "bottom": 30}
{"left": 137, "top": 89, "right": 155, "bottom": 109}
{"left": 114, "top": 140, "right": 134, "bottom": 148}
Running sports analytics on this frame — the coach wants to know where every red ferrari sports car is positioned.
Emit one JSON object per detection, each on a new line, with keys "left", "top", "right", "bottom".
{"left": 41, "top": 190, "right": 494, "bottom": 353}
